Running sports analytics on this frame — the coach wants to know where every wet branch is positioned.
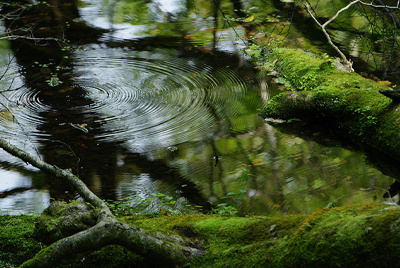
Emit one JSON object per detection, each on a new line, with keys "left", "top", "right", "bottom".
{"left": 0, "top": 138, "right": 109, "bottom": 213}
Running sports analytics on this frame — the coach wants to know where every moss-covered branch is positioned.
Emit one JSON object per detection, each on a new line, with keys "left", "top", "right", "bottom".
{"left": 23, "top": 213, "right": 202, "bottom": 268}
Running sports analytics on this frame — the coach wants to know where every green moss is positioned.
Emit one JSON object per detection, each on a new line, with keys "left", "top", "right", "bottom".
{"left": 51, "top": 245, "right": 146, "bottom": 268}
{"left": 121, "top": 214, "right": 211, "bottom": 235}
{"left": 261, "top": 48, "right": 400, "bottom": 157}
{"left": 5, "top": 203, "right": 400, "bottom": 267}
{"left": 0, "top": 215, "right": 43, "bottom": 267}
{"left": 115, "top": 204, "right": 400, "bottom": 267}
{"left": 33, "top": 201, "right": 98, "bottom": 245}
{"left": 264, "top": 48, "right": 340, "bottom": 91}
{"left": 191, "top": 203, "right": 400, "bottom": 267}
{"left": 267, "top": 203, "right": 400, "bottom": 267}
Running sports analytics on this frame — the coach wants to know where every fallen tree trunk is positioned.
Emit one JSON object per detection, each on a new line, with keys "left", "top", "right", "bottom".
{"left": 260, "top": 48, "right": 400, "bottom": 160}
{"left": 0, "top": 139, "right": 203, "bottom": 267}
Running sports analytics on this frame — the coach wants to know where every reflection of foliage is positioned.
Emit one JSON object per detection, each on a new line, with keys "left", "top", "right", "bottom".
{"left": 167, "top": 122, "right": 393, "bottom": 217}
{"left": 113, "top": 0, "right": 150, "bottom": 24}
{"left": 106, "top": 0, "right": 239, "bottom": 46}
{"left": 209, "top": 168, "right": 249, "bottom": 216}
{"left": 304, "top": 0, "right": 400, "bottom": 79}
{"left": 101, "top": 189, "right": 201, "bottom": 217}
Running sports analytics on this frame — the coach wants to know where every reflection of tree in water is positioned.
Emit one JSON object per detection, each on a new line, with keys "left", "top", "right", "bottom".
{"left": 269, "top": 121, "right": 399, "bottom": 211}
{"left": 0, "top": 0, "right": 211, "bottom": 208}
{"left": 174, "top": 116, "right": 396, "bottom": 216}
{"left": 1, "top": 0, "right": 104, "bottom": 201}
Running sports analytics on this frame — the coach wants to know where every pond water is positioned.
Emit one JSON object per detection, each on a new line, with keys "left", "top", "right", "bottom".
{"left": 0, "top": 0, "right": 396, "bottom": 216}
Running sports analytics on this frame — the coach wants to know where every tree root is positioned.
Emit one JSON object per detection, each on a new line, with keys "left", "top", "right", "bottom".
{"left": 0, "top": 139, "right": 204, "bottom": 267}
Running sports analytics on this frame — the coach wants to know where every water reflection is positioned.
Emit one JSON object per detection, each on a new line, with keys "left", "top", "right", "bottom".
{"left": 72, "top": 46, "right": 257, "bottom": 148}
{"left": 0, "top": 0, "right": 396, "bottom": 216}
{"left": 155, "top": 119, "right": 394, "bottom": 217}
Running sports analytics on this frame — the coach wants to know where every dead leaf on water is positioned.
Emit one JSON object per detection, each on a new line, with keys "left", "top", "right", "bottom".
{"left": 184, "top": 34, "right": 196, "bottom": 39}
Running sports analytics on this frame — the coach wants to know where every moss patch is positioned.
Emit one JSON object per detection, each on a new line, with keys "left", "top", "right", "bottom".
{"left": 54, "top": 245, "right": 146, "bottom": 268}
{"left": 3, "top": 203, "right": 400, "bottom": 267}
{"left": 120, "top": 203, "right": 400, "bottom": 267}
{"left": 261, "top": 48, "right": 400, "bottom": 157}
{"left": 191, "top": 203, "right": 400, "bottom": 267}
{"left": 0, "top": 215, "right": 43, "bottom": 267}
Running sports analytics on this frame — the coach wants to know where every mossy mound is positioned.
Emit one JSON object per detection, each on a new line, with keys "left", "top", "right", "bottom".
{"left": 2, "top": 203, "right": 400, "bottom": 267}
{"left": 128, "top": 203, "right": 400, "bottom": 267}
{"left": 196, "top": 203, "right": 400, "bottom": 267}
{"left": 261, "top": 48, "right": 400, "bottom": 157}
{"left": 0, "top": 215, "right": 43, "bottom": 267}
{"left": 33, "top": 201, "right": 97, "bottom": 245}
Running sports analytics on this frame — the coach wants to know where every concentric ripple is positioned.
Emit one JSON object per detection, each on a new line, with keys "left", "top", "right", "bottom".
{"left": 0, "top": 47, "right": 261, "bottom": 152}
{"left": 71, "top": 47, "right": 261, "bottom": 151}
{"left": 0, "top": 63, "right": 51, "bottom": 141}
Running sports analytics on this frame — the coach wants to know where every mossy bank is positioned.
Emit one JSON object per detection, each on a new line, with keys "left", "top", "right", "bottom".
{"left": 260, "top": 48, "right": 400, "bottom": 159}
{"left": 2, "top": 202, "right": 400, "bottom": 267}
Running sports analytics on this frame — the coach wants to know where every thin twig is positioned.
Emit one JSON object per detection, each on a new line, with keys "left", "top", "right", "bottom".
{"left": 305, "top": 3, "right": 356, "bottom": 72}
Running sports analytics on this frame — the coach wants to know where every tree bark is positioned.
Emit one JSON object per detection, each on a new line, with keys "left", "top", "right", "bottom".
{"left": 0, "top": 139, "right": 204, "bottom": 266}
{"left": 22, "top": 217, "right": 203, "bottom": 267}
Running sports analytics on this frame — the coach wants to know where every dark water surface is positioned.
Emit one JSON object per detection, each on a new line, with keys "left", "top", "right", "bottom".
{"left": 0, "top": 0, "right": 395, "bottom": 216}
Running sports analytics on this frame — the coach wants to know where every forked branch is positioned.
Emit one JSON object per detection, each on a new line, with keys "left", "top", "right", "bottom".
{"left": 305, "top": 1, "right": 357, "bottom": 72}
{"left": 306, "top": 0, "right": 400, "bottom": 73}
{"left": 0, "top": 138, "right": 203, "bottom": 266}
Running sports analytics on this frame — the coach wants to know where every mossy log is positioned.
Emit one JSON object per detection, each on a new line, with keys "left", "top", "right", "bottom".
{"left": 2, "top": 203, "right": 400, "bottom": 267}
{"left": 260, "top": 48, "right": 400, "bottom": 159}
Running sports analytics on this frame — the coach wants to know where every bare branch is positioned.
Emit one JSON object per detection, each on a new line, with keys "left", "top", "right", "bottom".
{"left": 306, "top": 0, "right": 400, "bottom": 74}
{"left": 0, "top": 138, "right": 110, "bottom": 214}
{"left": 305, "top": 3, "right": 355, "bottom": 72}
{"left": 358, "top": 0, "right": 400, "bottom": 9}
{"left": 0, "top": 35, "right": 61, "bottom": 41}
